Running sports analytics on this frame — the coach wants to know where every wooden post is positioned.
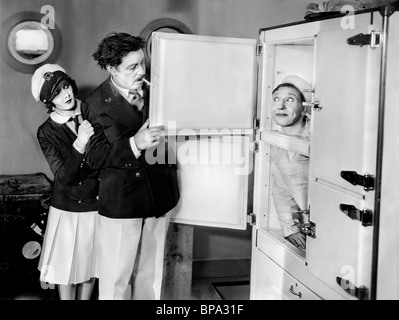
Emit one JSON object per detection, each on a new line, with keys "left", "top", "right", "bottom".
{"left": 161, "top": 223, "right": 194, "bottom": 300}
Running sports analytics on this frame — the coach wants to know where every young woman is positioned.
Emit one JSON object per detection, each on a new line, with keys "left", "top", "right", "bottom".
{"left": 31, "top": 64, "right": 99, "bottom": 300}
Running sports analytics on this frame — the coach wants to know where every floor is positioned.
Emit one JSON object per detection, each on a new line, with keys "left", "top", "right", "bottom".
{"left": 1, "top": 274, "right": 250, "bottom": 300}
{"left": 191, "top": 276, "right": 250, "bottom": 300}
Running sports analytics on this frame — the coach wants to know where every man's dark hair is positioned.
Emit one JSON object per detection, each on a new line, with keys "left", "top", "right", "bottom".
{"left": 92, "top": 32, "right": 146, "bottom": 70}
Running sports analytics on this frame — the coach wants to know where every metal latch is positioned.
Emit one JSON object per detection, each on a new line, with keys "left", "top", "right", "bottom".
{"left": 253, "top": 117, "right": 260, "bottom": 130}
{"left": 250, "top": 142, "right": 259, "bottom": 153}
{"left": 256, "top": 43, "right": 263, "bottom": 56}
{"left": 299, "top": 209, "right": 316, "bottom": 238}
{"left": 336, "top": 277, "right": 369, "bottom": 300}
{"left": 339, "top": 204, "right": 373, "bottom": 227}
{"left": 247, "top": 212, "right": 256, "bottom": 226}
{"left": 301, "top": 221, "right": 316, "bottom": 239}
{"left": 303, "top": 99, "right": 322, "bottom": 112}
{"left": 340, "top": 171, "right": 375, "bottom": 191}
{"left": 347, "top": 31, "right": 381, "bottom": 48}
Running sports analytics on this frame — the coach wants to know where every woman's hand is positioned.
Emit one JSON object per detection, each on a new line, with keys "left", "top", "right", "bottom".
{"left": 76, "top": 120, "right": 94, "bottom": 147}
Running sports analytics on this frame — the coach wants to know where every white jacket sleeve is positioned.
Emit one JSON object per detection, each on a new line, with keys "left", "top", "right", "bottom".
{"left": 270, "top": 148, "right": 309, "bottom": 238}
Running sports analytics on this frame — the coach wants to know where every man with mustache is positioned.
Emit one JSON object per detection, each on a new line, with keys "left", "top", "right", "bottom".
{"left": 82, "top": 32, "right": 179, "bottom": 300}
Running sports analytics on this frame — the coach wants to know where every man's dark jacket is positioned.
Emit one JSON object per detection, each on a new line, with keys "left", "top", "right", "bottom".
{"left": 81, "top": 76, "right": 179, "bottom": 219}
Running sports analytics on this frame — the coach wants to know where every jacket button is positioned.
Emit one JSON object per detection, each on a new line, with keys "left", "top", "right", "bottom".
{"left": 77, "top": 200, "right": 82, "bottom": 204}
{"left": 78, "top": 181, "right": 83, "bottom": 186}
{"left": 136, "top": 172, "right": 141, "bottom": 178}
{"left": 96, "top": 195, "right": 99, "bottom": 200}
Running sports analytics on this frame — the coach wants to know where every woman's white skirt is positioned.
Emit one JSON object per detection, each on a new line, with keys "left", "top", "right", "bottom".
{"left": 38, "top": 206, "right": 99, "bottom": 285}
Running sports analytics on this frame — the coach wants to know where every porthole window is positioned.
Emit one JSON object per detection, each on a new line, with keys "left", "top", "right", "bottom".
{"left": 139, "top": 18, "right": 192, "bottom": 71}
{"left": 1, "top": 12, "right": 61, "bottom": 74}
{"left": 7, "top": 21, "right": 54, "bottom": 66}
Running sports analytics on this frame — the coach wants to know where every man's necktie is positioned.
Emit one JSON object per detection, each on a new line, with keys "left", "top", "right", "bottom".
{"left": 128, "top": 91, "right": 144, "bottom": 111}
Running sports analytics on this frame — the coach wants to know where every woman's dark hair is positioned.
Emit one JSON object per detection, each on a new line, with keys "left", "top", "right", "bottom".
{"left": 44, "top": 78, "right": 79, "bottom": 113}
{"left": 272, "top": 83, "right": 306, "bottom": 104}
{"left": 92, "top": 32, "right": 146, "bottom": 70}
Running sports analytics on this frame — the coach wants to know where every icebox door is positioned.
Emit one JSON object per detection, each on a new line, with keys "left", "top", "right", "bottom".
{"left": 149, "top": 32, "right": 257, "bottom": 133}
{"left": 307, "top": 21, "right": 382, "bottom": 299}
{"left": 149, "top": 32, "right": 257, "bottom": 230}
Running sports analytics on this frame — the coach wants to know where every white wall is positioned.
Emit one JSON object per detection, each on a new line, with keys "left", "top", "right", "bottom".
{"left": 194, "top": 0, "right": 311, "bottom": 38}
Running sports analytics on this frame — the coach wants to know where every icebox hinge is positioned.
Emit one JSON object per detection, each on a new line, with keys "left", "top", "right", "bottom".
{"left": 340, "top": 171, "right": 375, "bottom": 192}
{"left": 256, "top": 43, "right": 263, "bottom": 56}
{"left": 250, "top": 141, "right": 259, "bottom": 154}
{"left": 253, "top": 117, "right": 260, "bottom": 130}
{"left": 247, "top": 213, "right": 256, "bottom": 226}
{"left": 347, "top": 31, "right": 381, "bottom": 49}
{"left": 336, "top": 277, "right": 369, "bottom": 300}
{"left": 339, "top": 204, "right": 373, "bottom": 227}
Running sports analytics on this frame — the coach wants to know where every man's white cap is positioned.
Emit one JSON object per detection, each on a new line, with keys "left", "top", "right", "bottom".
{"left": 31, "top": 64, "right": 65, "bottom": 102}
{"left": 280, "top": 75, "right": 313, "bottom": 103}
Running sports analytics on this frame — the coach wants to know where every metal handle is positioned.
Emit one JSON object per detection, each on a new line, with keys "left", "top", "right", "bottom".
{"left": 336, "top": 277, "right": 369, "bottom": 300}
{"left": 289, "top": 285, "right": 302, "bottom": 298}
{"left": 312, "top": 101, "right": 322, "bottom": 111}
{"left": 301, "top": 221, "right": 316, "bottom": 239}
{"left": 339, "top": 203, "right": 373, "bottom": 227}
{"left": 303, "top": 101, "right": 322, "bottom": 111}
